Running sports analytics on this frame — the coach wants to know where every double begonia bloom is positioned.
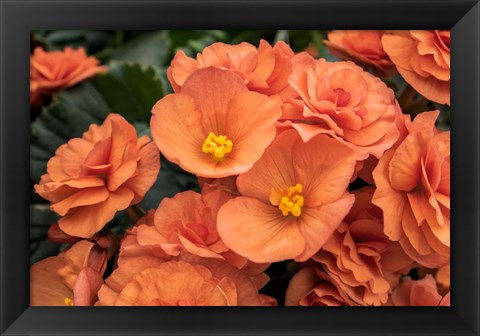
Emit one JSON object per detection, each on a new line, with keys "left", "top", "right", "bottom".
{"left": 34, "top": 113, "right": 160, "bottom": 238}
{"left": 372, "top": 111, "right": 450, "bottom": 268}
{"left": 119, "top": 189, "right": 250, "bottom": 269}
{"left": 30, "top": 47, "right": 106, "bottom": 104}
{"left": 282, "top": 53, "right": 400, "bottom": 159}
{"left": 323, "top": 30, "right": 396, "bottom": 77}
{"left": 389, "top": 275, "right": 450, "bottom": 306}
{"left": 285, "top": 267, "right": 359, "bottom": 306}
{"left": 217, "top": 130, "right": 357, "bottom": 263}
{"left": 382, "top": 30, "right": 450, "bottom": 105}
{"left": 96, "top": 256, "right": 272, "bottom": 306}
{"left": 167, "top": 40, "right": 294, "bottom": 96}
{"left": 313, "top": 188, "right": 413, "bottom": 306}
{"left": 151, "top": 67, "right": 282, "bottom": 178}
{"left": 30, "top": 240, "right": 106, "bottom": 306}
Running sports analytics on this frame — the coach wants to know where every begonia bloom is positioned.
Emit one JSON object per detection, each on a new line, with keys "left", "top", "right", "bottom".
{"left": 390, "top": 275, "right": 450, "bottom": 306}
{"left": 35, "top": 113, "right": 160, "bottom": 238}
{"left": 324, "top": 30, "right": 396, "bottom": 77}
{"left": 30, "top": 47, "right": 106, "bottom": 104}
{"left": 285, "top": 267, "right": 358, "bottom": 306}
{"left": 151, "top": 67, "right": 281, "bottom": 178}
{"left": 30, "top": 240, "right": 106, "bottom": 306}
{"left": 281, "top": 53, "right": 400, "bottom": 159}
{"left": 372, "top": 111, "right": 450, "bottom": 268}
{"left": 167, "top": 40, "right": 294, "bottom": 96}
{"left": 313, "top": 188, "right": 413, "bottom": 306}
{"left": 119, "top": 189, "right": 250, "bottom": 269}
{"left": 96, "top": 256, "right": 272, "bottom": 306}
{"left": 217, "top": 130, "right": 357, "bottom": 263}
{"left": 382, "top": 30, "right": 450, "bottom": 105}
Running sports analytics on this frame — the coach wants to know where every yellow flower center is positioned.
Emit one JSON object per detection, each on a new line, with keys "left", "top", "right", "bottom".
{"left": 273, "top": 184, "right": 304, "bottom": 217}
{"left": 201, "top": 132, "right": 233, "bottom": 160}
{"left": 64, "top": 297, "right": 74, "bottom": 306}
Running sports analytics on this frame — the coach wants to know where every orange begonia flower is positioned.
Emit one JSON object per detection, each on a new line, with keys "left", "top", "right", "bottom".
{"left": 372, "top": 111, "right": 450, "bottom": 268}
{"left": 382, "top": 30, "right": 450, "bottom": 105}
{"left": 96, "top": 256, "right": 274, "bottom": 306}
{"left": 313, "top": 188, "right": 413, "bottom": 306}
{"left": 35, "top": 113, "right": 160, "bottom": 238}
{"left": 285, "top": 267, "right": 358, "bottom": 306}
{"left": 167, "top": 40, "right": 294, "bottom": 96}
{"left": 281, "top": 53, "right": 400, "bottom": 160}
{"left": 119, "top": 189, "right": 253, "bottom": 270}
{"left": 217, "top": 130, "right": 357, "bottom": 263}
{"left": 30, "top": 47, "right": 106, "bottom": 104}
{"left": 323, "top": 30, "right": 397, "bottom": 77}
{"left": 151, "top": 67, "right": 281, "bottom": 178}
{"left": 30, "top": 240, "right": 106, "bottom": 306}
{"left": 389, "top": 275, "right": 450, "bottom": 306}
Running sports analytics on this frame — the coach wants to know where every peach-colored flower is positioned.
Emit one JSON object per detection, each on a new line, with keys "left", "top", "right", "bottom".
{"left": 30, "top": 47, "right": 106, "bottom": 104}
{"left": 281, "top": 53, "right": 400, "bottom": 159}
{"left": 30, "top": 240, "right": 106, "bottom": 306}
{"left": 323, "top": 30, "right": 396, "bottom": 77}
{"left": 151, "top": 67, "right": 281, "bottom": 178}
{"left": 382, "top": 30, "right": 450, "bottom": 105}
{"left": 313, "top": 188, "right": 413, "bottom": 305}
{"left": 390, "top": 275, "right": 450, "bottom": 306}
{"left": 119, "top": 189, "right": 252, "bottom": 269}
{"left": 372, "top": 111, "right": 450, "bottom": 268}
{"left": 167, "top": 40, "right": 294, "bottom": 96}
{"left": 34, "top": 113, "right": 160, "bottom": 238}
{"left": 96, "top": 256, "right": 273, "bottom": 306}
{"left": 217, "top": 129, "right": 357, "bottom": 263}
{"left": 285, "top": 267, "right": 358, "bottom": 306}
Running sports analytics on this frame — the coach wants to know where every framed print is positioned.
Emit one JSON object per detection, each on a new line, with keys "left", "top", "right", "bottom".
{"left": 1, "top": 0, "right": 479, "bottom": 335}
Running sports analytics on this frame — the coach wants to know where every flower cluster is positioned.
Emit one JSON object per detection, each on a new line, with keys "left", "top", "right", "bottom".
{"left": 31, "top": 31, "right": 450, "bottom": 306}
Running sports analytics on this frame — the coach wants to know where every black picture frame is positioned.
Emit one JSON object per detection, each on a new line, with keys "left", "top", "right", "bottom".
{"left": 1, "top": 0, "right": 479, "bottom": 335}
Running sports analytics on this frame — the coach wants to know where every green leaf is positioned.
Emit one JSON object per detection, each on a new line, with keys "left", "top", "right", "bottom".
{"left": 93, "top": 62, "right": 165, "bottom": 123}
{"left": 109, "top": 31, "right": 171, "bottom": 67}
{"left": 30, "top": 204, "right": 60, "bottom": 264}
{"left": 33, "top": 30, "right": 115, "bottom": 55}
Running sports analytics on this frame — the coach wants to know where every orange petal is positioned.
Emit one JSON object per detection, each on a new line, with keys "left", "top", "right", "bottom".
{"left": 295, "top": 193, "right": 355, "bottom": 261}
{"left": 59, "top": 187, "right": 134, "bottom": 238}
{"left": 217, "top": 197, "right": 305, "bottom": 263}
{"left": 73, "top": 267, "right": 104, "bottom": 306}
{"left": 236, "top": 129, "right": 296, "bottom": 203}
{"left": 293, "top": 134, "right": 357, "bottom": 207}
{"left": 30, "top": 256, "right": 72, "bottom": 306}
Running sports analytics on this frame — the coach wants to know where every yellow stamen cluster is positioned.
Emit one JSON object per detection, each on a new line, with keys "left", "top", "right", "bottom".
{"left": 278, "top": 184, "right": 304, "bottom": 217}
{"left": 64, "top": 297, "right": 74, "bottom": 306}
{"left": 202, "top": 132, "right": 233, "bottom": 160}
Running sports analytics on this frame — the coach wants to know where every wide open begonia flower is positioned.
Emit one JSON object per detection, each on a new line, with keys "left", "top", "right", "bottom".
{"left": 281, "top": 53, "right": 400, "bottom": 160}
{"left": 119, "top": 189, "right": 251, "bottom": 270}
{"left": 96, "top": 256, "right": 273, "bottom": 306}
{"left": 323, "top": 30, "right": 397, "bottom": 77}
{"left": 382, "top": 30, "right": 450, "bottom": 105}
{"left": 151, "top": 67, "right": 281, "bottom": 178}
{"left": 372, "top": 111, "right": 450, "bottom": 268}
{"left": 313, "top": 188, "right": 413, "bottom": 306}
{"left": 167, "top": 40, "right": 294, "bottom": 96}
{"left": 217, "top": 129, "right": 357, "bottom": 263}
{"left": 285, "top": 267, "right": 358, "bottom": 306}
{"left": 35, "top": 113, "right": 160, "bottom": 238}
{"left": 31, "top": 240, "right": 106, "bottom": 306}
{"left": 30, "top": 47, "right": 106, "bottom": 104}
{"left": 389, "top": 275, "right": 450, "bottom": 306}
